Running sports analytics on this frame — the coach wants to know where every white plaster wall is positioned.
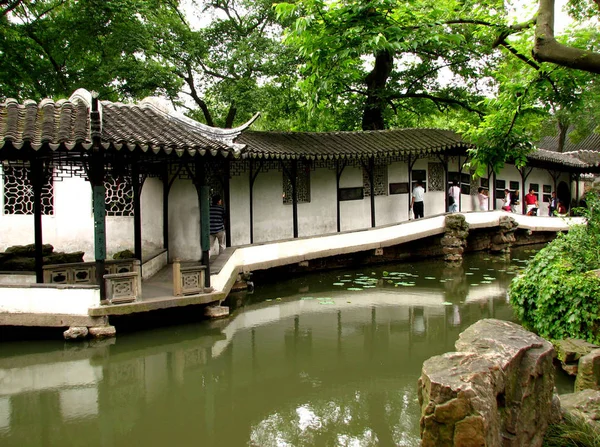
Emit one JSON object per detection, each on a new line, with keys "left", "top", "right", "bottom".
{"left": 230, "top": 173, "right": 251, "bottom": 246}
{"left": 252, "top": 170, "right": 293, "bottom": 243}
{"left": 168, "top": 179, "right": 201, "bottom": 261}
{"left": 340, "top": 166, "right": 371, "bottom": 231}
{"left": 298, "top": 168, "right": 337, "bottom": 237}
{"left": 141, "top": 177, "right": 164, "bottom": 252}
{"left": 0, "top": 171, "right": 164, "bottom": 260}
{"left": 0, "top": 286, "right": 99, "bottom": 314}
{"left": 381, "top": 161, "right": 410, "bottom": 224}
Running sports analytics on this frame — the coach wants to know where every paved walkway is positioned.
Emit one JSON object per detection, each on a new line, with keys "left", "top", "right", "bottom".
{"left": 92, "top": 211, "right": 584, "bottom": 317}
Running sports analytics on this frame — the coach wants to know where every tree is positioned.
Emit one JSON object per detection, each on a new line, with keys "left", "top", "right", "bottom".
{"left": 0, "top": 0, "right": 183, "bottom": 101}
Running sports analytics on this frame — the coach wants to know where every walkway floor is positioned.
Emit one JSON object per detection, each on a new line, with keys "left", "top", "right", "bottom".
{"left": 90, "top": 211, "right": 584, "bottom": 317}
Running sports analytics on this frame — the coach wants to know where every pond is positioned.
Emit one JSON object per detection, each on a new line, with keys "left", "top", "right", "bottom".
{"left": 0, "top": 247, "right": 559, "bottom": 447}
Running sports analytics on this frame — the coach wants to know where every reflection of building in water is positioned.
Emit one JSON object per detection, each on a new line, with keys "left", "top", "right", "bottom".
{"left": 0, "top": 286, "right": 513, "bottom": 446}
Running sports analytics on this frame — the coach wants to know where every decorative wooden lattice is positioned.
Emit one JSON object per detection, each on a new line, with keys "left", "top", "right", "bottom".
{"left": 105, "top": 175, "right": 134, "bottom": 216}
{"left": 2, "top": 164, "right": 54, "bottom": 215}
{"left": 283, "top": 162, "right": 311, "bottom": 204}
{"left": 363, "top": 164, "right": 388, "bottom": 196}
{"left": 428, "top": 162, "right": 445, "bottom": 192}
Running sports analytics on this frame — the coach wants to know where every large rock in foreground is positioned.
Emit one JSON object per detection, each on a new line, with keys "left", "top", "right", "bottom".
{"left": 418, "top": 319, "right": 556, "bottom": 447}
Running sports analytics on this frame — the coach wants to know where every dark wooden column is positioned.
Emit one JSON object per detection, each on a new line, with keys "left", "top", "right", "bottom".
{"left": 248, "top": 159, "right": 262, "bottom": 244}
{"left": 518, "top": 166, "right": 533, "bottom": 214}
{"left": 224, "top": 159, "right": 231, "bottom": 247}
{"left": 336, "top": 159, "right": 346, "bottom": 232}
{"left": 194, "top": 158, "right": 210, "bottom": 287}
{"left": 30, "top": 157, "right": 44, "bottom": 283}
{"left": 291, "top": 159, "right": 299, "bottom": 238}
{"left": 162, "top": 164, "right": 170, "bottom": 250}
{"left": 131, "top": 159, "right": 142, "bottom": 269}
{"left": 90, "top": 96, "right": 107, "bottom": 300}
{"left": 368, "top": 156, "right": 375, "bottom": 227}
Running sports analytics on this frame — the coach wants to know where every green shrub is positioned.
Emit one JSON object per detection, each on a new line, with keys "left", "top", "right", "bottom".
{"left": 509, "top": 190, "right": 600, "bottom": 344}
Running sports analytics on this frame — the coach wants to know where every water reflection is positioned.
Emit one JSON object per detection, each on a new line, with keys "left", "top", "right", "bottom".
{"left": 0, "top": 249, "right": 537, "bottom": 447}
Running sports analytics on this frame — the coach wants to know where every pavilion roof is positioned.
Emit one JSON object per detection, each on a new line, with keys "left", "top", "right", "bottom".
{"left": 527, "top": 148, "right": 592, "bottom": 168}
{"left": 236, "top": 128, "right": 471, "bottom": 160}
{"left": 0, "top": 89, "right": 256, "bottom": 157}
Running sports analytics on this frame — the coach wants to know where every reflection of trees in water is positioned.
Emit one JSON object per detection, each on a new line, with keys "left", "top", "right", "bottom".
{"left": 248, "top": 384, "right": 420, "bottom": 447}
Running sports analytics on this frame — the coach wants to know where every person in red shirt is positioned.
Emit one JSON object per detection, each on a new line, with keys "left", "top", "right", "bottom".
{"left": 525, "top": 188, "right": 538, "bottom": 215}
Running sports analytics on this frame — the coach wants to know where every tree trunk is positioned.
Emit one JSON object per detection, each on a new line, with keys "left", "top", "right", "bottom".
{"left": 362, "top": 50, "right": 393, "bottom": 131}
{"left": 557, "top": 119, "right": 568, "bottom": 152}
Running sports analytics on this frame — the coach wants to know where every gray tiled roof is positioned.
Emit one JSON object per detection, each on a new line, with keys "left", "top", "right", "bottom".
{"left": 527, "top": 148, "right": 591, "bottom": 167}
{"left": 237, "top": 128, "right": 471, "bottom": 159}
{"left": 539, "top": 132, "right": 600, "bottom": 153}
{"left": 0, "top": 89, "right": 255, "bottom": 156}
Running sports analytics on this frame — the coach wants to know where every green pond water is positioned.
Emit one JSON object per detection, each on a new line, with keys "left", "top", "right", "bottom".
{"left": 0, "top": 247, "right": 567, "bottom": 447}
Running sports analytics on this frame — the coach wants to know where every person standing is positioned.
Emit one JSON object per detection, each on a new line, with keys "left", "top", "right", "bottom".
{"left": 448, "top": 181, "right": 460, "bottom": 213}
{"left": 511, "top": 189, "right": 520, "bottom": 213}
{"left": 478, "top": 187, "right": 488, "bottom": 211}
{"left": 411, "top": 181, "right": 425, "bottom": 219}
{"left": 525, "top": 188, "right": 539, "bottom": 215}
{"left": 549, "top": 191, "right": 558, "bottom": 216}
{"left": 502, "top": 189, "right": 512, "bottom": 211}
{"left": 209, "top": 194, "right": 226, "bottom": 257}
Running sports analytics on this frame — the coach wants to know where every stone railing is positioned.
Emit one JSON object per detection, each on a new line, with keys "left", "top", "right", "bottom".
{"left": 104, "top": 269, "right": 142, "bottom": 305}
{"left": 43, "top": 259, "right": 138, "bottom": 285}
{"left": 172, "top": 259, "right": 207, "bottom": 296}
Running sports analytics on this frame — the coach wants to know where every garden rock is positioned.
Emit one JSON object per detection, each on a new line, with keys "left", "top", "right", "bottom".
{"left": 554, "top": 338, "right": 599, "bottom": 376}
{"left": 418, "top": 319, "right": 556, "bottom": 447}
{"left": 63, "top": 326, "right": 88, "bottom": 340}
{"left": 575, "top": 349, "right": 600, "bottom": 392}
{"left": 559, "top": 389, "right": 600, "bottom": 426}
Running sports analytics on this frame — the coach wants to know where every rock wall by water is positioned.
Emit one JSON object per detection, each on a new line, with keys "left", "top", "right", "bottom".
{"left": 418, "top": 319, "right": 557, "bottom": 447}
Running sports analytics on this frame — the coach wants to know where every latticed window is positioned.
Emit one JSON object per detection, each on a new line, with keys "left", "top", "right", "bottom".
{"left": 283, "top": 164, "right": 311, "bottom": 204}
{"left": 104, "top": 175, "right": 134, "bottom": 216}
{"left": 363, "top": 164, "right": 388, "bottom": 196}
{"left": 3, "top": 164, "right": 54, "bottom": 215}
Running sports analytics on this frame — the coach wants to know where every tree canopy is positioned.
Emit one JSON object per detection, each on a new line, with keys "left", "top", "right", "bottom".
{"left": 1, "top": 0, "right": 598, "bottom": 165}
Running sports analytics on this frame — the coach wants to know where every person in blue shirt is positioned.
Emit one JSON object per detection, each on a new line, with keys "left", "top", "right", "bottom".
{"left": 209, "top": 194, "right": 226, "bottom": 257}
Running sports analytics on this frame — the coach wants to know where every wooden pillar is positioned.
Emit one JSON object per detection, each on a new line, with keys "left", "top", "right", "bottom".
{"left": 336, "top": 159, "right": 344, "bottom": 232}
{"left": 292, "top": 159, "right": 299, "bottom": 238}
{"left": 249, "top": 158, "right": 254, "bottom": 244}
{"left": 162, "top": 164, "right": 169, "bottom": 250}
{"left": 90, "top": 151, "right": 106, "bottom": 299}
{"left": 224, "top": 159, "right": 231, "bottom": 247}
{"left": 132, "top": 159, "right": 142, "bottom": 269}
{"left": 407, "top": 155, "right": 412, "bottom": 219}
{"left": 576, "top": 173, "right": 580, "bottom": 207}
{"left": 90, "top": 95, "right": 106, "bottom": 300}
{"left": 30, "top": 157, "right": 44, "bottom": 283}
{"left": 369, "top": 156, "right": 375, "bottom": 227}
{"left": 195, "top": 158, "right": 210, "bottom": 287}
{"left": 492, "top": 171, "right": 497, "bottom": 210}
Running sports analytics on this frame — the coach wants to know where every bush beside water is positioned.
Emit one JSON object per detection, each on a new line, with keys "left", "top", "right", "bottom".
{"left": 510, "top": 189, "right": 600, "bottom": 344}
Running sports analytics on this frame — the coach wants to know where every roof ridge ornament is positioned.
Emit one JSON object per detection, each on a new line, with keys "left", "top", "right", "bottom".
{"left": 135, "top": 96, "right": 260, "bottom": 152}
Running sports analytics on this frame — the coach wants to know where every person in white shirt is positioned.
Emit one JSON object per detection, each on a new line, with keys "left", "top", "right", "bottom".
{"left": 411, "top": 181, "right": 425, "bottom": 219}
{"left": 448, "top": 181, "right": 460, "bottom": 213}
{"left": 477, "top": 187, "right": 488, "bottom": 211}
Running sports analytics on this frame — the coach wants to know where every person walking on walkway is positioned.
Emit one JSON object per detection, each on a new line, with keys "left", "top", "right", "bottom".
{"left": 448, "top": 181, "right": 460, "bottom": 213}
{"left": 209, "top": 194, "right": 226, "bottom": 257}
{"left": 411, "top": 181, "right": 425, "bottom": 219}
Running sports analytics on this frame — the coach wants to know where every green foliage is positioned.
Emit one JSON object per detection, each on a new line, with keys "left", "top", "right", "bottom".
{"left": 510, "top": 190, "right": 600, "bottom": 343}
{"left": 543, "top": 412, "right": 600, "bottom": 447}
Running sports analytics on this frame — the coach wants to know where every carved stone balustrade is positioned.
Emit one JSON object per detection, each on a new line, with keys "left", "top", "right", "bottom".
{"left": 43, "top": 259, "right": 138, "bottom": 285}
{"left": 173, "top": 259, "right": 207, "bottom": 296}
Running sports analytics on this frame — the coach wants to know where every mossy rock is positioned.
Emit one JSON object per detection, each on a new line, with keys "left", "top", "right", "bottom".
{"left": 44, "top": 251, "right": 85, "bottom": 265}
{"left": 113, "top": 249, "right": 134, "bottom": 260}
{"left": 5, "top": 244, "right": 54, "bottom": 257}
{"left": 1, "top": 257, "right": 36, "bottom": 271}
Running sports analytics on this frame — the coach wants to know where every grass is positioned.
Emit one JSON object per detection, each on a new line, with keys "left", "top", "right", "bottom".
{"left": 544, "top": 412, "right": 600, "bottom": 447}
